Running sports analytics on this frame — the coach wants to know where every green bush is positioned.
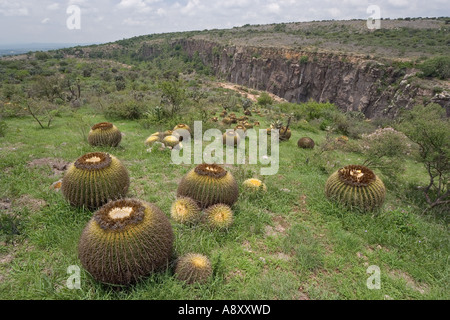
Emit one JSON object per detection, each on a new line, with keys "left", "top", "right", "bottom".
{"left": 398, "top": 104, "right": 450, "bottom": 209}
{"left": 361, "top": 127, "right": 413, "bottom": 182}
{"left": 418, "top": 56, "right": 450, "bottom": 80}
{"left": 257, "top": 92, "right": 273, "bottom": 106}
{"left": 101, "top": 95, "right": 149, "bottom": 120}
{"left": 301, "top": 101, "right": 339, "bottom": 121}
{"left": 35, "top": 52, "right": 50, "bottom": 61}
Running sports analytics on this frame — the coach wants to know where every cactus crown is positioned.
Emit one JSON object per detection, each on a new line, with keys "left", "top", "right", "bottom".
{"left": 194, "top": 163, "right": 227, "bottom": 178}
{"left": 91, "top": 122, "right": 113, "bottom": 130}
{"left": 271, "top": 120, "right": 283, "bottom": 129}
{"left": 94, "top": 199, "right": 145, "bottom": 231}
{"left": 338, "top": 165, "right": 376, "bottom": 186}
{"left": 74, "top": 152, "right": 112, "bottom": 170}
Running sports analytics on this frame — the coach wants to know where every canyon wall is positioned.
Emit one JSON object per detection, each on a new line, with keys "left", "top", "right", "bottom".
{"left": 141, "top": 38, "right": 448, "bottom": 118}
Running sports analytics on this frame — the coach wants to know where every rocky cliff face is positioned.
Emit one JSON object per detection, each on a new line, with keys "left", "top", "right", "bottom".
{"left": 142, "top": 38, "right": 448, "bottom": 118}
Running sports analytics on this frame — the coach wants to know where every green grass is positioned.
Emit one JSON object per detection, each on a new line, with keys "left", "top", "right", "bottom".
{"left": 0, "top": 106, "right": 448, "bottom": 300}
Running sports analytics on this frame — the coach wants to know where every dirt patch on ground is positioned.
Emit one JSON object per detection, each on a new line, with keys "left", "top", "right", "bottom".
{"left": 215, "top": 82, "right": 286, "bottom": 103}
{"left": 388, "top": 269, "right": 429, "bottom": 294}
{"left": 1, "top": 195, "right": 47, "bottom": 214}
{"left": 225, "top": 269, "right": 245, "bottom": 283}
{"left": 0, "top": 199, "right": 12, "bottom": 212}
{"left": 27, "top": 158, "right": 70, "bottom": 176}
{"left": 264, "top": 215, "right": 290, "bottom": 237}
{"left": 14, "top": 195, "right": 47, "bottom": 213}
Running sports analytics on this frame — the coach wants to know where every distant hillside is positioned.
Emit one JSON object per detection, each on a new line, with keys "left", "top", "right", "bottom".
{"left": 0, "top": 43, "right": 94, "bottom": 57}
{"left": 3, "top": 18, "right": 449, "bottom": 118}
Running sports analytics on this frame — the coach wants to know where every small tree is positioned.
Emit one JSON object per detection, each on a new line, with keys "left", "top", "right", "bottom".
{"left": 159, "top": 80, "right": 186, "bottom": 117}
{"left": 361, "top": 127, "right": 413, "bottom": 182}
{"left": 399, "top": 104, "right": 450, "bottom": 209}
{"left": 24, "top": 99, "right": 63, "bottom": 129}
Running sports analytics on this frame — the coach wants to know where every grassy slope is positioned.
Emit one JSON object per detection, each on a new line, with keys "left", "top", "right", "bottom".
{"left": 0, "top": 105, "right": 448, "bottom": 300}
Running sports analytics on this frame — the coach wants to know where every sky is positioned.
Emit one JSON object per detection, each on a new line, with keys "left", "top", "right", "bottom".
{"left": 0, "top": 0, "right": 449, "bottom": 45}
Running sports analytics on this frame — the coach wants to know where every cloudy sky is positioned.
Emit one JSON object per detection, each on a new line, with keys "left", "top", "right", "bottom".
{"left": 0, "top": 0, "right": 448, "bottom": 45}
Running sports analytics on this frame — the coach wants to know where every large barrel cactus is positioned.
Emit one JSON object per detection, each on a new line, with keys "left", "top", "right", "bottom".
{"left": 78, "top": 198, "right": 174, "bottom": 286}
{"left": 325, "top": 165, "right": 386, "bottom": 211}
{"left": 61, "top": 152, "right": 129, "bottom": 209}
{"left": 297, "top": 137, "right": 315, "bottom": 149}
{"left": 177, "top": 163, "right": 239, "bottom": 209}
{"left": 88, "top": 122, "right": 122, "bottom": 147}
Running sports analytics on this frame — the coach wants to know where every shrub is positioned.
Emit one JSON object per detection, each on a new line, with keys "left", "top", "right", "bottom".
{"left": 257, "top": 92, "right": 273, "bottom": 106}
{"left": 101, "top": 95, "right": 149, "bottom": 120}
{"left": 301, "top": 101, "right": 339, "bottom": 121}
{"left": 418, "top": 56, "right": 450, "bottom": 80}
{"left": 398, "top": 104, "right": 449, "bottom": 209}
{"left": 360, "top": 127, "right": 413, "bottom": 182}
{"left": 35, "top": 51, "right": 50, "bottom": 61}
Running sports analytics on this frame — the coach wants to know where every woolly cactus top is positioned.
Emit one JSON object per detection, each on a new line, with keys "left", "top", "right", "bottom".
{"left": 338, "top": 165, "right": 376, "bottom": 186}
{"left": 74, "top": 152, "right": 112, "bottom": 170}
{"left": 91, "top": 122, "right": 113, "bottom": 131}
{"left": 194, "top": 163, "right": 227, "bottom": 178}
{"left": 94, "top": 199, "right": 145, "bottom": 231}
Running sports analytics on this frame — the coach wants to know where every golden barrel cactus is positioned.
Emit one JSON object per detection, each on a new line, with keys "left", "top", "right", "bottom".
{"left": 175, "top": 253, "right": 213, "bottom": 284}
{"left": 297, "top": 137, "right": 315, "bottom": 149}
{"left": 88, "top": 122, "right": 122, "bottom": 147}
{"left": 78, "top": 199, "right": 174, "bottom": 286}
{"left": 170, "top": 196, "right": 202, "bottom": 225}
{"left": 203, "top": 203, "right": 234, "bottom": 230}
{"left": 177, "top": 163, "right": 239, "bottom": 209}
{"left": 325, "top": 165, "right": 386, "bottom": 212}
{"left": 61, "top": 152, "right": 129, "bottom": 209}
{"left": 223, "top": 131, "right": 241, "bottom": 147}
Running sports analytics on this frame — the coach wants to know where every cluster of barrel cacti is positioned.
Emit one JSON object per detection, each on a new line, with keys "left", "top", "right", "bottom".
{"left": 145, "top": 123, "right": 192, "bottom": 149}
{"left": 171, "top": 163, "right": 239, "bottom": 230}
{"left": 59, "top": 109, "right": 388, "bottom": 290}
{"left": 59, "top": 121, "right": 216, "bottom": 286}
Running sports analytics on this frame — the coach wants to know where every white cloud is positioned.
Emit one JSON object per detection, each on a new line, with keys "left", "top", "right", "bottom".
{"left": 0, "top": 0, "right": 449, "bottom": 44}
{"left": 0, "top": 0, "right": 29, "bottom": 16}
{"left": 266, "top": 3, "right": 281, "bottom": 14}
{"left": 46, "top": 3, "right": 60, "bottom": 11}
{"left": 388, "top": 0, "right": 410, "bottom": 7}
